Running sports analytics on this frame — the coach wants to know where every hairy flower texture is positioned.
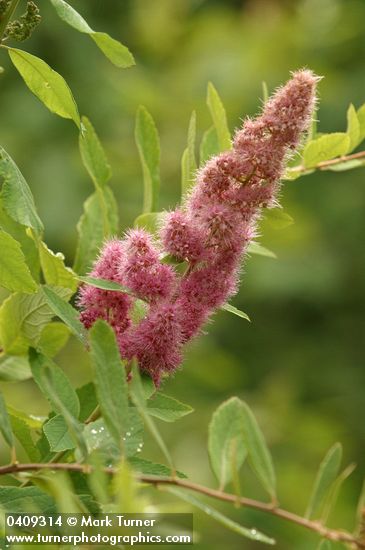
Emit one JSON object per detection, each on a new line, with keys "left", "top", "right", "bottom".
{"left": 78, "top": 240, "right": 132, "bottom": 335}
{"left": 119, "top": 229, "right": 176, "bottom": 301}
{"left": 161, "top": 210, "right": 206, "bottom": 262}
{"left": 120, "top": 303, "right": 182, "bottom": 386}
{"left": 78, "top": 70, "right": 318, "bottom": 385}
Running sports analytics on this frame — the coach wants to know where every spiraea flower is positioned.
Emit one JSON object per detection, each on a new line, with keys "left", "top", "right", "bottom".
{"left": 78, "top": 69, "right": 319, "bottom": 385}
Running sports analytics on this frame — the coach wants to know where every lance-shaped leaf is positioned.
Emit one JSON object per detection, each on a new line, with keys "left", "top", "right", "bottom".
{"left": 29, "top": 349, "right": 80, "bottom": 418}
{"left": 8, "top": 47, "right": 80, "bottom": 127}
{"left": 208, "top": 397, "right": 247, "bottom": 489}
{"left": 221, "top": 303, "right": 250, "bottom": 322}
{"left": 305, "top": 442, "right": 342, "bottom": 519}
{"left": 167, "top": 488, "right": 275, "bottom": 545}
{"left": 200, "top": 125, "right": 219, "bottom": 165}
{"left": 264, "top": 208, "right": 294, "bottom": 230}
{"left": 181, "top": 111, "right": 197, "bottom": 196}
{"left": 0, "top": 198, "right": 40, "bottom": 282}
{"left": 10, "top": 413, "right": 41, "bottom": 462}
{"left": 146, "top": 393, "right": 193, "bottom": 422}
{"left": 0, "top": 146, "right": 43, "bottom": 236}
{"left": 49, "top": 0, "right": 134, "bottom": 68}
{"left": 73, "top": 188, "right": 118, "bottom": 275}
{"left": 39, "top": 241, "right": 77, "bottom": 292}
{"left": 247, "top": 241, "right": 277, "bottom": 259}
{"left": 79, "top": 116, "right": 112, "bottom": 189}
{"left": 321, "top": 463, "right": 356, "bottom": 523}
{"left": 355, "top": 479, "right": 365, "bottom": 537}
{"left": 134, "top": 212, "right": 164, "bottom": 236}
{"left": 356, "top": 103, "right": 365, "bottom": 143}
{"left": 89, "top": 320, "right": 128, "bottom": 448}
{"left": 41, "top": 285, "right": 87, "bottom": 345}
{"left": 0, "top": 390, "right": 14, "bottom": 449}
{"left": 130, "top": 363, "right": 174, "bottom": 470}
{"left": 0, "top": 286, "right": 71, "bottom": 355}
{"left": 78, "top": 276, "right": 133, "bottom": 295}
{"left": 207, "top": 83, "right": 231, "bottom": 151}
{"left": 128, "top": 457, "right": 186, "bottom": 478}
{"left": 303, "top": 133, "right": 350, "bottom": 168}
{"left": 30, "top": 350, "right": 87, "bottom": 458}
{"left": 135, "top": 106, "right": 160, "bottom": 213}
{"left": 239, "top": 400, "right": 276, "bottom": 499}
{"left": 0, "top": 230, "right": 37, "bottom": 293}
{"left": 346, "top": 104, "right": 361, "bottom": 152}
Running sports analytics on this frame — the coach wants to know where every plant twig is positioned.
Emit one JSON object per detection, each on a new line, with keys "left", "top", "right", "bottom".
{"left": 0, "top": 461, "right": 363, "bottom": 548}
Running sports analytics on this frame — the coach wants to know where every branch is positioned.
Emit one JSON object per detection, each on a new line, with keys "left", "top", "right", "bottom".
{"left": 288, "top": 149, "right": 365, "bottom": 176}
{"left": 0, "top": 462, "right": 363, "bottom": 548}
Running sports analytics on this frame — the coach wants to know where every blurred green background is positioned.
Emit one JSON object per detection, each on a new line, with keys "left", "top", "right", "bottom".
{"left": 1, "top": 0, "right": 365, "bottom": 548}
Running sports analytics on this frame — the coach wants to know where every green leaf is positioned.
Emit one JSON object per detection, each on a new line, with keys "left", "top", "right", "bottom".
{"left": 355, "top": 479, "right": 365, "bottom": 536}
{"left": 10, "top": 413, "right": 41, "bottom": 461}
{"left": 262, "top": 81, "right": 269, "bottom": 103}
{"left": 0, "top": 146, "right": 43, "bottom": 236}
{"left": 39, "top": 241, "right": 77, "bottom": 292}
{"left": 221, "top": 303, "right": 250, "bottom": 322}
{"left": 78, "top": 276, "right": 133, "bottom": 295}
{"left": 0, "top": 198, "right": 40, "bottom": 282}
{"left": 181, "top": 111, "right": 197, "bottom": 196}
{"left": 239, "top": 400, "right": 276, "bottom": 499}
{"left": 247, "top": 241, "right": 277, "bottom": 259}
{"left": 146, "top": 393, "right": 193, "bottom": 422}
{"left": 305, "top": 442, "right": 342, "bottom": 519}
{"left": 49, "top": 0, "right": 135, "bottom": 68}
{"left": 83, "top": 410, "right": 143, "bottom": 460}
{"left": 0, "top": 390, "right": 14, "bottom": 448}
{"left": 30, "top": 350, "right": 86, "bottom": 458}
{"left": 208, "top": 397, "right": 247, "bottom": 489}
{"left": 264, "top": 208, "right": 294, "bottom": 229}
{"left": 167, "top": 488, "right": 275, "bottom": 545}
{"left": 73, "top": 188, "right": 118, "bottom": 275}
{"left": 41, "top": 285, "right": 87, "bottom": 345}
{"left": 321, "top": 463, "right": 356, "bottom": 523}
{"left": 346, "top": 103, "right": 361, "bottom": 152}
{"left": 29, "top": 349, "right": 80, "bottom": 418}
{"left": 303, "top": 133, "right": 350, "bottom": 168}
{"left": 0, "top": 354, "right": 32, "bottom": 382}
{"left": 0, "top": 486, "right": 56, "bottom": 514}
{"left": 135, "top": 106, "right": 160, "bottom": 213}
{"left": 128, "top": 457, "right": 187, "bottom": 478}
{"left": 89, "top": 320, "right": 129, "bottom": 447}
{"left": 79, "top": 116, "right": 112, "bottom": 189}
{"left": 0, "top": 286, "right": 71, "bottom": 355}
{"left": 7, "top": 47, "right": 80, "bottom": 127}
{"left": 43, "top": 414, "right": 75, "bottom": 452}
{"left": 207, "top": 83, "right": 231, "bottom": 151}
{"left": 356, "top": 103, "right": 365, "bottom": 143}
{"left": 200, "top": 125, "right": 219, "bottom": 165}
{"left": 130, "top": 363, "right": 174, "bottom": 470}
{"left": 37, "top": 322, "right": 70, "bottom": 358}
{"left": 134, "top": 211, "right": 164, "bottom": 235}
{"left": 76, "top": 382, "right": 97, "bottom": 422}
{"left": 91, "top": 33, "right": 135, "bottom": 68}
{"left": 0, "top": 229, "right": 37, "bottom": 293}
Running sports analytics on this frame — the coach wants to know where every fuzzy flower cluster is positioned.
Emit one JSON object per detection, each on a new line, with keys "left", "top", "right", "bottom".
{"left": 78, "top": 70, "right": 319, "bottom": 386}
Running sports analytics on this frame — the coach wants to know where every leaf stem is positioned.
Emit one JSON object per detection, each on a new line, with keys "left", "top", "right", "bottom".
{"left": 0, "top": 0, "right": 21, "bottom": 42}
{"left": 0, "top": 461, "right": 363, "bottom": 548}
